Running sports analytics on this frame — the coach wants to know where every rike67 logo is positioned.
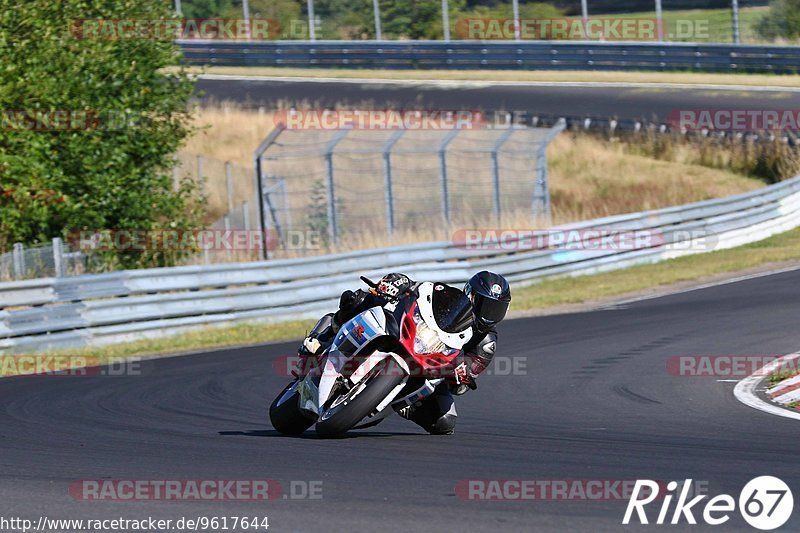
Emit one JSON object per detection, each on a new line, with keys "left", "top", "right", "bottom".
{"left": 623, "top": 477, "right": 793, "bottom": 530}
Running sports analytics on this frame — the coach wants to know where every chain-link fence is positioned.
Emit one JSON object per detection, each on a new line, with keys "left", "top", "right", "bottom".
{"left": 0, "top": 239, "right": 86, "bottom": 281}
{"left": 175, "top": 0, "right": 780, "bottom": 44}
{"left": 251, "top": 122, "right": 564, "bottom": 257}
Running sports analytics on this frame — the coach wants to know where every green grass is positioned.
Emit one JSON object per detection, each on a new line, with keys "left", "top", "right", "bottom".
{"left": 513, "top": 225, "right": 800, "bottom": 310}
{"left": 585, "top": 6, "right": 769, "bottom": 44}
{"left": 769, "top": 369, "right": 800, "bottom": 386}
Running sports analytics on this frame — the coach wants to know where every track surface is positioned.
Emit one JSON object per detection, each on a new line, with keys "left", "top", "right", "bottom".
{"left": 2, "top": 269, "right": 800, "bottom": 531}
{"left": 195, "top": 78, "right": 800, "bottom": 122}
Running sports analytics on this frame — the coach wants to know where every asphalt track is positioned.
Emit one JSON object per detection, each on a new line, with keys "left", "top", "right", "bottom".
{"left": 2, "top": 268, "right": 800, "bottom": 532}
{"left": 195, "top": 78, "right": 800, "bottom": 123}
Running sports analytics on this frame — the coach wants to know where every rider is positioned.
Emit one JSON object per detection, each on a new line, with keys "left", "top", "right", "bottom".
{"left": 294, "top": 271, "right": 512, "bottom": 435}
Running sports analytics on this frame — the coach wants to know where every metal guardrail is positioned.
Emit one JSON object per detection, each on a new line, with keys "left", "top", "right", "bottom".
{"left": 3, "top": 174, "right": 800, "bottom": 353}
{"left": 179, "top": 40, "right": 800, "bottom": 73}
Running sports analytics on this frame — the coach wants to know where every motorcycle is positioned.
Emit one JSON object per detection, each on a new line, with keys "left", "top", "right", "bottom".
{"left": 269, "top": 277, "right": 475, "bottom": 438}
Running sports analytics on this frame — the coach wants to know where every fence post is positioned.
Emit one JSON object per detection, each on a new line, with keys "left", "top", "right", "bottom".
{"left": 242, "top": 0, "right": 251, "bottom": 40}
{"left": 253, "top": 124, "right": 287, "bottom": 260}
{"left": 324, "top": 129, "right": 350, "bottom": 244}
{"left": 491, "top": 128, "right": 516, "bottom": 223}
{"left": 372, "top": 0, "right": 382, "bottom": 40}
{"left": 225, "top": 161, "right": 234, "bottom": 213}
{"left": 581, "top": 0, "right": 589, "bottom": 36}
{"left": 438, "top": 129, "right": 461, "bottom": 226}
{"left": 12, "top": 243, "right": 24, "bottom": 280}
{"left": 382, "top": 130, "right": 405, "bottom": 237}
{"left": 52, "top": 238, "right": 64, "bottom": 277}
{"left": 307, "top": 0, "right": 316, "bottom": 40}
{"left": 533, "top": 119, "right": 566, "bottom": 223}
{"left": 242, "top": 201, "right": 250, "bottom": 230}
{"left": 655, "top": 0, "right": 664, "bottom": 42}
{"left": 732, "top": 0, "right": 741, "bottom": 44}
{"left": 196, "top": 155, "right": 205, "bottom": 196}
{"left": 441, "top": 0, "right": 450, "bottom": 41}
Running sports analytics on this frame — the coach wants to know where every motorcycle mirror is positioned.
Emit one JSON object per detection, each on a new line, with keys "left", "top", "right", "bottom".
{"left": 360, "top": 276, "right": 378, "bottom": 288}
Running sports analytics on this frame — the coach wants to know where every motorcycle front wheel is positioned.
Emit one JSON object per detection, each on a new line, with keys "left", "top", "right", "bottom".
{"left": 269, "top": 380, "right": 315, "bottom": 436}
{"left": 315, "top": 357, "right": 405, "bottom": 438}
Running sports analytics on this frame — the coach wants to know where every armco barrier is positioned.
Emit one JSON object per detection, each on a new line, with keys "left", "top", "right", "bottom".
{"left": 178, "top": 40, "right": 800, "bottom": 73}
{"left": 2, "top": 174, "right": 800, "bottom": 353}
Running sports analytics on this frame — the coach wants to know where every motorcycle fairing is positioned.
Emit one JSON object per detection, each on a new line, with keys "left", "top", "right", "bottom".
{"left": 317, "top": 307, "right": 390, "bottom": 411}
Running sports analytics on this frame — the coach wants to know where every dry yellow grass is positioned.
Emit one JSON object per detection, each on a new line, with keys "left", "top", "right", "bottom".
{"left": 179, "top": 66, "right": 800, "bottom": 88}
{"left": 179, "top": 104, "right": 763, "bottom": 255}
{"left": 547, "top": 134, "right": 762, "bottom": 222}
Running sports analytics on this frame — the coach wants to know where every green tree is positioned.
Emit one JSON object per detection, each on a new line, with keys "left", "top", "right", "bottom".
{"left": 0, "top": 0, "right": 200, "bottom": 268}
{"left": 182, "top": 0, "right": 234, "bottom": 19}
{"left": 757, "top": 0, "right": 800, "bottom": 40}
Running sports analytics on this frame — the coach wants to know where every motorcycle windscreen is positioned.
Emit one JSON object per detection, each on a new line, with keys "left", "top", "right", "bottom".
{"left": 431, "top": 284, "right": 474, "bottom": 334}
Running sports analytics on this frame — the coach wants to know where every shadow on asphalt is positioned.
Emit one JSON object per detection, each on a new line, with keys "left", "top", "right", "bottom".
{"left": 219, "top": 429, "right": 422, "bottom": 439}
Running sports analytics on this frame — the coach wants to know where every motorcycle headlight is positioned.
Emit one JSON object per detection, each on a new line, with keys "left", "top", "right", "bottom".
{"left": 413, "top": 308, "right": 457, "bottom": 356}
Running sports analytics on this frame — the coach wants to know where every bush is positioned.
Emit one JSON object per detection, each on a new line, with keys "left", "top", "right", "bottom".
{"left": 0, "top": 0, "right": 201, "bottom": 268}
{"left": 756, "top": 0, "right": 800, "bottom": 40}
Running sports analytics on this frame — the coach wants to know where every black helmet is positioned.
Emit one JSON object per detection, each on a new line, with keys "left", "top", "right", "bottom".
{"left": 463, "top": 271, "right": 511, "bottom": 331}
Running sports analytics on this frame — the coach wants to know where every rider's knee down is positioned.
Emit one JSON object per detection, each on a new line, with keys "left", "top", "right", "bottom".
{"left": 430, "top": 413, "right": 456, "bottom": 435}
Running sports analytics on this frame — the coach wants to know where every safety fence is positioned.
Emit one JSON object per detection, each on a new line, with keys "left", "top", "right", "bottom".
{"left": 179, "top": 40, "right": 800, "bottom": 73}
{"left": 2, "top": 173, "right": 800, "bottom": 353}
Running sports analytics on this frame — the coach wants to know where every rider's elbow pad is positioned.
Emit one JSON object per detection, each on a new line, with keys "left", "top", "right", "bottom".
{"left": 468, "top": 332, "right": 497, "bottom": 376}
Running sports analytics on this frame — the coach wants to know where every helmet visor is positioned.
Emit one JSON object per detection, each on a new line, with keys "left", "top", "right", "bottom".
{"left": 473, "top": 295, "right": 509, "bottom": 324}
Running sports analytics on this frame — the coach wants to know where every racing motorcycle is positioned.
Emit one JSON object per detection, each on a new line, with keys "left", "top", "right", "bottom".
{"left": 269, "top": 277, "right": 474, "bottom": 438}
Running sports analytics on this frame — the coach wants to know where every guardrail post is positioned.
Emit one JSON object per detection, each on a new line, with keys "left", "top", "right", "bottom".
{"left": 439, "top": 128, "right": 461, "bottom": 226}
{"left": 225, "top": 162, "right": 234, "bottom": 213}
{"left": 324, "top": 129, "right": 351, "bottom": 244}
{"left": 52, "top": 238, "right": 64, "bottom": 277}
{"left": 12, "top": 243, "right": 24, "bottom": 280}
{"left": 491, "top": 127, "right": 516, "bottom": 223}
{"left": 382, "top": 130, "right": 405, "bottom": 237}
